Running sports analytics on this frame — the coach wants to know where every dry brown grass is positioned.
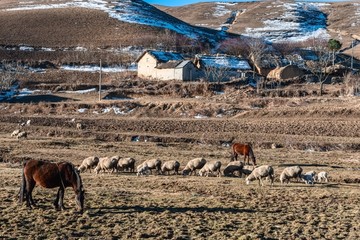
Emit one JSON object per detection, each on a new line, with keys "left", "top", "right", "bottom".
{"left": 1, "top": 81, "right": 360, "bottom": 238}
{"left": 1, "top": 144, "right": 360, "bottom": 239}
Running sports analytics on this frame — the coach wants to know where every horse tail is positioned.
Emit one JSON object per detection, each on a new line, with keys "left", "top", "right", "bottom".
{"left": 19, "top": 162, "right": 26, "bottom": 204}
{"left": 230, "top": 144, "right": 236, "bottom": 161}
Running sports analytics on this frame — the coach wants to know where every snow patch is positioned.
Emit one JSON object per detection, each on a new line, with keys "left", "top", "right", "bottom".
{"left": 61, "top": 65, "right": 136, "bottom": 73}
{"left": 244, "top": 2, "right": 330, "bottom": 42}
{"left": 213, "top": 4, "right": 231, "bottom": 17}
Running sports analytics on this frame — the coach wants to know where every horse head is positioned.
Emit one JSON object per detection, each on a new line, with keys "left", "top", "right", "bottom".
{"left": 72, "top": 166, "right": 85, "bottom": 212}
{"left": 75, "top": 188, "right": 85, "bottom": 212}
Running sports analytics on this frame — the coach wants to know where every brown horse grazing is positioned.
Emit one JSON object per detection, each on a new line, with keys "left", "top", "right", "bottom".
{"left": 19, "top": 159, "right": 85, "bottom": 212}
{"left": 231, "top": 143, "right": 256, "bottom": 166}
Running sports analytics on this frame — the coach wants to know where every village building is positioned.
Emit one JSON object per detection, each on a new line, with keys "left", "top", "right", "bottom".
{"left": 194, "top": 54, "right": 252, "bottom": 82}
{"left": 136, "top": 50, "right": 199, "bottom": 81}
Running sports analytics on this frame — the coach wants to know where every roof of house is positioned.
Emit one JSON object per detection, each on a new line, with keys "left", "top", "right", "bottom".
{"left": 156, "top": 60, "right": 195, "bottom": 69}
{"left": 195, "top": 54, "right": 251, "bottom": 70}
{"left": 136, "top": 50, "right": 184, "bottom": 63}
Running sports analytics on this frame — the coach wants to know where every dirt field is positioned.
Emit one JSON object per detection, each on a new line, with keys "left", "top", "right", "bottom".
{"left": 1, "top": 81, "right": 360, "bottom": 239}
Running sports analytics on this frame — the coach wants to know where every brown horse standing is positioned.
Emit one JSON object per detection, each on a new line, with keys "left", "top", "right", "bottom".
{"left": 231, "top": 143, "right": 256, "bottom": 166}
{"left": 19, "top": 159, "right": 85, "bottom": 212}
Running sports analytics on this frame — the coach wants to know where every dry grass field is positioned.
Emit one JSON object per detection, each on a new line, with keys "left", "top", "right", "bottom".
{"left": 1, "top": 82, "right": 360, "bottom": 239}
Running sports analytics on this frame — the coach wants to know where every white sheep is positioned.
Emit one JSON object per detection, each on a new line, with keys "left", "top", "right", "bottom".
{"left": 94, "top": 156, "right": 118, "bottom": 174}
{"left": 140, "top": 159, "right": 162, "bottom": 175}
{"left": 117, "top": 157, "right": 136, "bottom": 172}
{"left": 316, "top": 171, "right": 329, "bottom": 183}
{"left": 136, "top": 163, "right": 150, "bottom": 176}
{"left": 245, "top": 165, "right": 274, "bottom": 186}
{"left": 11, "top": 129, "right": 21, "bottom": 137}
{"left": 279, "top": 165, "right": 303, "bottom": 184}
{"left": 223, "top": 161, "right": 244, "bottom": 177}
{"left": 199, "top": 161, "right": 222, "bottom": 177}
{"left": 182, "top": 158, "right": 207, "bottom": 176}
{"left": 161, "top": 160, "right": 180, "bottom": 175}
{"left": 76, "top": 123, "right": 83, "bottom": 130}
{"left": 78, "top": 156, "right": 99, "bottom": 173}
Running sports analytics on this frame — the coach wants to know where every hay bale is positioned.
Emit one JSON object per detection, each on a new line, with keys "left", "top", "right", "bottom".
{"left": 267, "top": 65, "right": 304, "bottom": 80}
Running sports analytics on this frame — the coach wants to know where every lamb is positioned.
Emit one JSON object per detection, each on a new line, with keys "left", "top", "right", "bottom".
{"left": 301, "top": 171, "right": 315, "bottom": 184}
{"left": 223, "top": 161, "right": 244, "bottom": 177}
{"left": 136, "top": 163, "right": 150, "bottom": 176}
{"left": 316, "top": 171, "right": 329, "bottom": 183}
{"left": 305, "top": 171, "right": 316, "bottom": 182}
{"left": 182, "top": 158, "right": 207, "bottom": 176}
{"left": 78, "top": 156, "right": 99, "bottom": 173}
{"left": 117, "top": 157, "right": 136, "bottom": 172}
{"left": 94, "top": 156, "right": 118, "bottom": 174}
{"left": 17, "top": 131, "right": 28, "bottom": 139}
{"left": 76, "top": 123, "right": 83, "bottom": 130}
{"left": 279, "top": 165, "right": 303, "bottom": 184}
{"left": 11, "top": 129, "right": 21, "bottom": 137}
{"left": 240, "top": 165, "right": 255, "bottom": 178}
{"left": 140, "top": 159, "right": 162, "bottom": 175}
{"left": 161, "top": 160, "right": 180, "bottom": 175}
{"left": 245, "top": 165, "right": 274, "bottom": 186}
{"left": 199, "top": 161, "right": 222, "bottom": 177}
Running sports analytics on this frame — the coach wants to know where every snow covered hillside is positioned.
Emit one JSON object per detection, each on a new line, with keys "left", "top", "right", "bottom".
{"left": 5, "top": 0, "right": 227, "bottom": 45}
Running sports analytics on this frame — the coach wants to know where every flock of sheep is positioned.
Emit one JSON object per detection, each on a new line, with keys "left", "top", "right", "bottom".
{"left": 10, "top": 120, "right": 31, "bottom": 140}
{"left": 78, "top": 155, "right": 329, "bottom": 186}
{"left": 9, "top": 121, "right": 329, "bottom": 186}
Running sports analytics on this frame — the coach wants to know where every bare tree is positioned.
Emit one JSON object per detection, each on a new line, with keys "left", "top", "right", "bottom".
{"left": 246, "top": 38, "right": 267, "bottom": 79}
{"left": 201, "top": 56, "right": 231, "bottom": 84}
{"left": 303, "top": 38, "right": 332, "bottom": 96}
{"left": 218, "top": 37, "right": 250, "bottom": 57}
{"left": 0, "top": 61, "right": 23, "bottom": 92}
{"left": 343, "top": 72, "right": 360, "bottom": 96}
{"left": 272, "top": 41, "right": 303, "bottom": 65}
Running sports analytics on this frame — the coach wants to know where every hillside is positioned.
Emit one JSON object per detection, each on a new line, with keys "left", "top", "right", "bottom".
{"left": 0, "top": 0, "right": 359, "bottom": 59}
{"left": 158, "top": 1, "right": 360, "bottom": 59}
{"left": 0, "top": 0, "right": 226, "bottom": 48}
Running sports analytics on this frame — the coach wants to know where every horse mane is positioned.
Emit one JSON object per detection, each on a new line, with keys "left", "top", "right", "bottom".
{"left": 71, "top": 163, "right": 82, "bottom": 192}
{"left": 57, "top": 162, "right": 82, "bottom": 192}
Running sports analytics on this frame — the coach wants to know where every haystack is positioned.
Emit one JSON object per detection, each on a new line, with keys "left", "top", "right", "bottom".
{"left": 267, "top": 65, "right": 304, "bottom": 80}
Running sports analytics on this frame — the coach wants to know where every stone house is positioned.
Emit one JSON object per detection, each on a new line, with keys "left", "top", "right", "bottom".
{"left": 136, "top": 50, "right": 199, "bottom": 81}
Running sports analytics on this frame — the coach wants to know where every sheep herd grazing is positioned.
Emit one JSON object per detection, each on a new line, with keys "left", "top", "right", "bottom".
{"left": 78, "top": 155, "right": 329, "bottom": 187}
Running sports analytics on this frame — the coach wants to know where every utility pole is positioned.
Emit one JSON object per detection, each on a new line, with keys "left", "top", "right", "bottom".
{"left": 99, "top": 59, "right": 102, "bottom": 101}
{"left": 351, "top": 40, "right": 354, "bottom": 70}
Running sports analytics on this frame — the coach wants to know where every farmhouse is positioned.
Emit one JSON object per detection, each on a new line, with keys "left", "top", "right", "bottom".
{"left": 194, "top": 54, "right": 252, "bottom": 81}
{"left": 136, "top": 50, "right": 199, "bottom": 81}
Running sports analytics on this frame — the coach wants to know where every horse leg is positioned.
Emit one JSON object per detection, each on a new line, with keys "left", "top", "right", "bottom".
{"left": 54, "top": 188, "right": 61, "bottom": 210}
{"left": 25, "top": 180, "right": 36, "bottom": 208}
{"left": 58, "top": 187, "right": 66, "bottom": 210}
{"left": 19, "top": 170, "right": 26, "bottom": 204}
